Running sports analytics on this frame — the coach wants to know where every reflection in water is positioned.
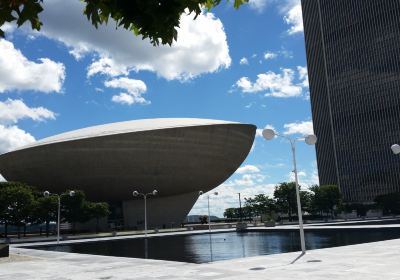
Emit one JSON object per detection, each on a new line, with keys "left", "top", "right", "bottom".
{"left": 240, "top": 233, "right": 246, "bottom": 258}
{"left": 209, "top": 233, "right": 213, "bottom": 262}
{"left": 30, "top": 228, "right": 400, "bottom": 264}
{"left": 144, "top": 238, "right": 148, "bottom": 259}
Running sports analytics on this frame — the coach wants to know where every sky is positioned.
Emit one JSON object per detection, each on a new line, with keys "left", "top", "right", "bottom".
{"left": 0, "top": 0, "right": 318, "bottom": 217}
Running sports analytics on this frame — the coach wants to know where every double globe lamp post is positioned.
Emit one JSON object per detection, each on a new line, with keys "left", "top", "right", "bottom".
{"left": 262, "top": 128, "right": 317, "bottom": 254}
{"left": 43, "top": 190, "right": 76, "bottom": 244}
{"left": 132, "top": 189, "right": 158, "bottom": 237}
{"left": 198, "top": 191, "right": 218, "bottom": 233}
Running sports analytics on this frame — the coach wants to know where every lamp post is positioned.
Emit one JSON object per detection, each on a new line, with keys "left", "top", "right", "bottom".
{"left": 238, "top": 193, "right": 243, "bottom": 221}
{"left": 132, "top": 189, "right": 158, "bottom": 237}
{"left": 262, "top": 128, "right": 317, "bottom": 254}
{"left": 198, "top": 191, "right": 218, "bottom": 233}
{"left": 43, "top": 190, "right": 75, "bottom": 244}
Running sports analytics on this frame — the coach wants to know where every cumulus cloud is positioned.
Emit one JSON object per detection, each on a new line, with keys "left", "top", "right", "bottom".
{"left": 282, "top": 0, "right": 303, "bottom": 35}
{"left": 297, "top": 66, "right": 309, "bottom": 87}
{"left": 190, "top": 182, "right": 276, "bottom": 217}
{"left": 287, "top": 162, "right": 319, "bottom": 187}
{"left": 104, "top": 77, "right": 148, "bottom": 105}
{"left": 236, "top": 68, "right": 304, "bottom": 98}
{"left": 0, "top": 99, "right": 56, "bottom": 125}
{"left": 236, "top": 165, "right": 260, "bottom": 174}
{"left": 190, "top": 163, "right": 278, "bottom": 216}
{"left": 26, "top": 0, "right": 230, "bottom": 81}
{"left": 283, "top": 120, "right": 313, "bottom": 135}
{"left": 0, "top": 99, "right": 56, "bottom": 154}
{"left": 0, "top": 39, "right": 65, "bottom": 93}
{"left": 87, "top": 57, "right": 128, "bottom": 78}
{"left": 264, "top": 51, "right": 278, "bottom": 60}
{"left": 234, "top": 173, "right": 266, "bottom": 187}
{"left": 235, "top": 66, "right": 309, "bottom": 98}
{"left": 0, "top": 125, "right": 36, "bottom": 154}
{"left": 239, "top": 57, "right": 249, "bottom": 65}
{"left": 248, "top": 0, "right": 272, "bottom": 12}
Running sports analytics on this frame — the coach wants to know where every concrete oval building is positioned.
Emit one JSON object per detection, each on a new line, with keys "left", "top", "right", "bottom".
{"left": 0, "top": 118, "right": 256, "bottom": 228}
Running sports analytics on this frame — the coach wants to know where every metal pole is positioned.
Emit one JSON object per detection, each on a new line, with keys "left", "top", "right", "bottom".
{"left": 207, "top": 195, "right": 211, "bottom": 233}
{"left": 144, "top": 194, "right": 148, "bottom": 237}
{"left": 238, "top": 193, "right": 242, "bottom": 221}
{"left": 290, "top": 140, "right": 306, "bottom": 253}
{"left": 57, "top": 195, "right": 60, "bottom": 244}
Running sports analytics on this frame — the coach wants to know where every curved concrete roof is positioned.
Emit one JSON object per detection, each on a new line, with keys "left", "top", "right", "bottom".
{"left": 0, "top": 118, "right": 256, "bottom": 202}
{"left": 17, "top": 118, "right": 240, "bottom": 151}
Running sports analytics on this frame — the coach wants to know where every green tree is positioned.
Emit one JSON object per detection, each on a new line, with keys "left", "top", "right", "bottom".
{"left": 273, "top": 182, "right": 310, "bottom": 221}
{"left": 244, "top": 194, "right": 276, "bottom": 221}
{"left": 0, "top": 182, "right": 35, "bottom": 238}
{"left": 0, "top": 0, "right": 248, "bottom": 45}
{"left": 374, "top": 192, "right": 400, "bottom": 215}
{"left": 33, "top": 195, "right": 58, "bottom": 237}
{"left": 310, "top": 185, "right": 341, "bottom": 218}
{"left": 223, "top": 208, "right": 238, "bottom": 220}
{"left": 86, "top": 202, "right": 110, "bottom": 233}
{"left": 60, "top": 190, "right": 90, "bottom": 232}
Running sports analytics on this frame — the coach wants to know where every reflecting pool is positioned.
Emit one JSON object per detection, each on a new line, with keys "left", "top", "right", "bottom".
{"left": 29, "top": 228, "right": 400, "bottom": 263}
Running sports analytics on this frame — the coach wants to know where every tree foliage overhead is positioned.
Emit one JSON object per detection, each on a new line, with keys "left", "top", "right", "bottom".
{"left": 0, "top": 0, "right": 248, "bottom": 45}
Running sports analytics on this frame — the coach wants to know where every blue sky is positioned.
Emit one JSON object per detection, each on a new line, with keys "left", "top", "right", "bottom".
{"left": 0, "top": 0, "right": 317, "bottom": 216}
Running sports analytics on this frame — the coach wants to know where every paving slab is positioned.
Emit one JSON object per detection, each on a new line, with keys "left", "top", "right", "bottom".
{"left": 1, "top": 236, "right": 400, "bottom": 279}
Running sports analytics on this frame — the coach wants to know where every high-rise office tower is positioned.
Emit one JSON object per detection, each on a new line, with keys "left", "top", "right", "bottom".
{"left": 301, "top": 0, "right": 400, "bottom": 202}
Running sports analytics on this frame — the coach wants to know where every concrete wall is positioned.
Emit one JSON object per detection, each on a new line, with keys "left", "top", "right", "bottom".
{"left": 122, "top": 191, "right": 199, "bottom": 229}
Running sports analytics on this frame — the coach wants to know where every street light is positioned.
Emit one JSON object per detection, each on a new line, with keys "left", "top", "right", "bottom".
{"left": 132, "top": 189, "right": 158, "bottom": 237}
{"left": 43, "top": 190, "right": 75, "bottom": 244}
{"left": 262, "top": 128, "right": 317, "bottom": 254}
{"left": 391, "top": 144, "right": 400, "bottom": 155}
{"left": 199, "top": 191, "right": 218, "bottom": 233}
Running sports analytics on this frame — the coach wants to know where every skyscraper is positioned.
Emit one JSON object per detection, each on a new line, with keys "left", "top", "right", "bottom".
{"left": 301, "top": 0, "right": 400, "bottom": 202}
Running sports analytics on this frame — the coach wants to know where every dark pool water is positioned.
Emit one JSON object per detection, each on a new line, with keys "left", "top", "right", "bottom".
{"left": 28, "top": 228, "right": 400, "bottom": 263}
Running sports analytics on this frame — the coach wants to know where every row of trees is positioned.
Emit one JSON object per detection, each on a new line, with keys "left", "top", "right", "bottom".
{"left": 0, "top": 182, "right": 110, "bottom": 238}
{"left": 224, "top": 182, "right": 342, "bottom": 221}
{"left": 224, "top": 182, "right": 400, "bottom": 221}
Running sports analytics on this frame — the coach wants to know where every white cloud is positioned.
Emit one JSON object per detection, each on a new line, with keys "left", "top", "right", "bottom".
{"left": 256, "top": 124, "right": 275, "bottom": 137}
{"left": 190, "top": 182, "right": 276, "bottom": 217}
{"left": 283, "top": 1, "right": 303, "bottom": 35}
{"left": 0, "top": 124, "right": 36, "bottom": 154}
{"left": 1, "top": 23, "right": 15, "bottom": 33}
{"left": 26, "top": 0, "right": 230, "bottom": 81}
{"left": 297, "top": 66, "right": 309, "bottom": 87}
{"left": 235, "top": 66, "right": 309, "bottom": 98}
{"left": 87, "top": 57, "right": 128, "bottom": 78}
{"left": 249, "top": 0, "right": 272, "bottom": 12}
{"left": 283, "top": 120, "right": 313, "bottom": 135}
{"left": 0, "top": 39, "right": 65, "bottom": 93}
{"left": 0, "top": 99, "right": 56, "bottom": 125}
{"left": 0, "top": 99, "right": 55, "bottom": 154}
{"left": 287, "top": 163, "right": 319, "bottom": 188}
{"left": 236, "top": 165, "right": 260, "bottom": 174}
{"left": 264, "top": 51, "right": 278, "bottom": 60}
{"left": 236, "top": 68, "right": 303, "bottom": 98}
{"left": 234, "top": 173, "right": 266, "bottom": 187}
{"left": 104, "top": 77, "right": 149, "bottom": 105}
{"left": 239, "top": 57, "right": 249, "bottom": 65}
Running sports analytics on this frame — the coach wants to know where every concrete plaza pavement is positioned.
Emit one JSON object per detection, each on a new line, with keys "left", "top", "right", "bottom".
{"left": 1, "top": 233, "right": 400, "bottom": 279}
